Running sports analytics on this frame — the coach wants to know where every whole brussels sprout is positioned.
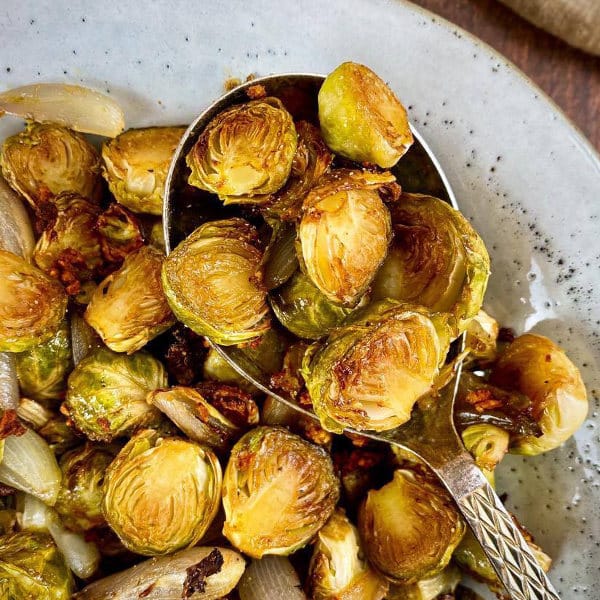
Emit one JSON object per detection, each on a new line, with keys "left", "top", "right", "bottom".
{"left": 303, "top": 301, "right": 451, "bottom": 433}
{"left": 186, "top": 97, "right": 297, "bottom": 204}
{"left": 222, "top": 426, "right": 339, "bottom": 558}
{"left": 63, "top": 347, "right": 166, "bottom": 442}
{"left": 0, "top": 122, "right": 101, "bottom": 208}
{"left": 0, "top": 531, "right": 73, "bottom": 600}
{"left": 318, "top": 62, "right": 413, "bottom": 168}
{"left": 490, "top": 333, "right": 588, "bottom": 455}
{"left": 358, "top": 468, "right": 465, "bottom": 584}
{"left": 16, "top": 318, "right": 73, "bottom": 402}
{"left": 85, "top": 246, "right": 175, "bottom": 354}
{"left": 0, "top": 249, "right": 68, "bottom": 352}
{"left": 308, "top": 509, "right": 389, "bottom": 600}
{"left": 102, "top": 429, "right": 222, "bottom": 556}
{"left": 461, "top": 423, "right": 509, "bottom": 486}
{"left": 371, "top": 193, "right": 490, "bottom": 336}
{"left": 102, "top": 127, "right": 186, "bottom": 215}
{"left": 162, "top": 218, "right": 270, "bottom": 345}
{"left": 298, "top": 169, "right": 393, "bottom": 306}
{"left": 54, "top": 443, "right": 117, "bottom": 532}
{"left": 270, "top": 271, "right": 354, "bottom": 340}
{"left": 33, "top": 192, "right": 103, "bottom": 293}
{"left": 262, "top": 120, "right": 333, "bottom": 221}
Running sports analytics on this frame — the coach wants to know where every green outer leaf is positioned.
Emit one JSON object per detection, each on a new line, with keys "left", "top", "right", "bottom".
{"left": 64, "top": 347, "right": 166, "bottom": 442}
{"left": 16, "top": 319, "right": 73, "bottom": 402}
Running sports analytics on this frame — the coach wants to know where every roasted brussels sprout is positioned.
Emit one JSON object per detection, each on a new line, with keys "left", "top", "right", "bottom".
{"left": 102, "top": 127, "right": 186, "bottom": 215}
{"left": 371, "top": 193, "right": 490, "bottom": 336}
{"left": 0, "top": 249, "right": 68, "bottom": 352}
{"left": 186, "top": 97, "right": 297, "bottom": 203}
{"left": 38, "top": 415, "right": 82, "bottom": 457}
{"left": 298, "top": 169, "right": 393, "bottom": 306}
{"left": 318, "top": 62, "right": 413, "bottom": 168}
{"left": 148, "top": 386, "right": 243, "bottom": 451}
{"left": 222, "top": 426, "right": 339, "bottom": 558}
{"left": 270, "top": 271, "right": 354, "bottom": 340}
{"left": 33, "top": 193, "right": 103, "bottom": 293}
{"left": 303, "top": 301, "right": 451, "bottom": 433}
{"left": 15, "top": 318, "right": 72, "bottom": 402}
{"left": 464, "top": 309, "right": 499, "bottom": 365}
{"left": 490, "top": 333, "right": 588, "bottom": 455}
{"left": 74, "top": 546, "right": 245, "bottom": 600}
{"left": 386, "top": 565, "right": 461, "bottom": 600}
{"left": 358, "top": 468, "right": 465, "bottom": 584}
{"left": 0, "top": 531, "right": 73, "bottom": 600}
{"left": 461, "top": 424, "right": 509, "bottom": 486}
{"left": 54, "top": 443, "right": 117, "bottom": 532}
{"left": 102, "top": 429, "right": 222, "bottom": 556}
{"left": 85, "top": 246, "right": 175, "bottom": 353}
{"left": 63, "top": 347, "right": 166, "bottom": 442}
{"left": 262, "top": 120, "right": 333, "bottom": 221}
{"left": 203, "top": 347, "right": 257, "bottom": 393}
{"left": 162, "top": 218, "right": 270, "bottom": 345}
{"left": 308, "top": 509, "right": 389, "bottom": 600}
{"left": 0, "top": 122, "right": 101, "bottom": 208}
{"left": 96, "top": 203, "right": 144, "bottom": 264}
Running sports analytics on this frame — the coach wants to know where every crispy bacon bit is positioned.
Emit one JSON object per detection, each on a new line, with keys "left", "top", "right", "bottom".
{"left": 182, "top": 548, "right": 224, "bottom": 598}
{"left": 34, "top": 199, "right": 59, "bottom": 233}
{"left": 246, "top": 84, "right": 267, "bottom": 100}
{"left": 196, "top": 382, "right": 259, "bottom": 427}
{"left": 464, "top": 388, "right": 504, "bottom": 413}
{"left": 164, "top": 325, "right": 207, "bottom": 385}
{"left": 49, "top": 248, "right": 90, "bottom": 295}
{"left": 0, "top": 483, "right": 16, "bottom": 496}
{"left": 334, "top": 448, "right": 384, "bottom": 476}
{"left": 0, "top": 410, "right": 27, "bottom": 440}
{"left": 301, "top": 420, "right": 333, "bottom": 447}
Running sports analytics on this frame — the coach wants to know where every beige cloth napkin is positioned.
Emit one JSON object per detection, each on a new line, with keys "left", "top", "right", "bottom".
{"left": 499, "top": 0, "right": 600, "bottom": 55}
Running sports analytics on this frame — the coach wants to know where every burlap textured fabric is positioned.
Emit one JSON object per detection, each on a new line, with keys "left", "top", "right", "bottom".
{"left": 499, "top": 0, "right": 600, "bottom": 55}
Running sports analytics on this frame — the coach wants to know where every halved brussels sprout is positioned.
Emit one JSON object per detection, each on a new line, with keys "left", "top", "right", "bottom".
{"left": 490, "top": 333, "right": 588, "bottom": 455}
{"left": 186, "top": 97, "right": 297, "bottom": 204}
{"left": 0, "top": 249, "right": 68, "bottom": 352}
{"left": 461, "top": 424, "right": 509, "bottom": 486}
{"left": 464, "top": 309, "right": 499, "bottom": 365}
{"left": 262, "top": 120, "right": 333, "bottom": 221}
{"left": 387, "top": 565, "right": 461, "bottom": 600}
{"left": 102, "top": 127, "right": 186, "bottom": 215}
{"left": 148, "top": 386, "right": 242, "bottom": 451}
{"left": 298, "top": 169, "right": 393, "bottom": 306}
{"left": 270, "top": 271, "right": 355, "bottom": 340}
{"left": 318, "top": 62, "right": 413, "bottom": 168}
{"left": 162, "top": 218, "right": 270, "bottom": 345}
{"left": 303, "top": 301, "right": 451, "bottom": 433}
{"left": 102, "top": 429, "right": 222, "bottom": 556}
{"left": 0, "top": 122, "right": 101, "bottom": 208}
{"left": 16, "top": 318, "right": 73, "bottom": 402}
{"left": 358, "top": 468, "right": 465, "bottom": 584}
{"left": 222, "top": 426, "right": 339, "bottom": 558}
{"left": 33, "top": 192, "right": 103, "bottom": 293}
{"left": 85, "top": 246, "right": 175, "bottom": 354}
{"left": 54, "top": 443, "right": 117, "bottom": 532}
{"left": 308, "top": 509, "right": 389, "bottom": 600}
{"left": 63, "top": 347, "right": 166, "bottom": 442}
{"left": 96, "top": 203, "right": 144, "bottom": 264}
{"left": 0, "top": 531, "right": 73, "bottom": 600}
{"left": 371, "top": 193, "right": 490, "bottom": 335}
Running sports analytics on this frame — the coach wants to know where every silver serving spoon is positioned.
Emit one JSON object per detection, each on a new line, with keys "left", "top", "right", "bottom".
{"left": 164, "top": 74, "right": 560, "bottom": 600}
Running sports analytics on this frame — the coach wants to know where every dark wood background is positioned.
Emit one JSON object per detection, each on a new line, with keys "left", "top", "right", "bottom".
{"left": 410, "top": 0, "right": 600, "bottom": 150}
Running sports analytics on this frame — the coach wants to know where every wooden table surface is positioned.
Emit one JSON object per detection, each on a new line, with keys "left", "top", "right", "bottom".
{"left": 410, "top": 0, "right": 600, "bottom": 151}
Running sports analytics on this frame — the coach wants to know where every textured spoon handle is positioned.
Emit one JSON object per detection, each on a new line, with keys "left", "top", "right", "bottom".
{"left": 447, "top": 460, "right": 560, "bottom": 600}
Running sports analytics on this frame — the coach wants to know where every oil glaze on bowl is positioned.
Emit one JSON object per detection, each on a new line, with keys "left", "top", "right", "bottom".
{"left": 1, "top": 1, "right": 599, "bottom": 597}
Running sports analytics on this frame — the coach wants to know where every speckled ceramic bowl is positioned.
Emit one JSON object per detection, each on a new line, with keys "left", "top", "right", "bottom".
{"left": 1, "top": 0, "right": 599, "bottom": 597}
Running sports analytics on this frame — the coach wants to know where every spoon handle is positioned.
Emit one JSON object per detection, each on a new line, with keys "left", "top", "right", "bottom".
{"left": 436, "top": 454, "right": 560, "bottom": 600}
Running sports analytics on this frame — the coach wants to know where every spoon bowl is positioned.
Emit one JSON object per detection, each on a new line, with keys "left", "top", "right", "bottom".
{"left": 163, "top": 73, "right": 560, "bottom": 600}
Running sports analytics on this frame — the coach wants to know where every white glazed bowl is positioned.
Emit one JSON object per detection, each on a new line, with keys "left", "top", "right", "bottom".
{"left": 1, "top": 1, "right": 598, "bottom": 597}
